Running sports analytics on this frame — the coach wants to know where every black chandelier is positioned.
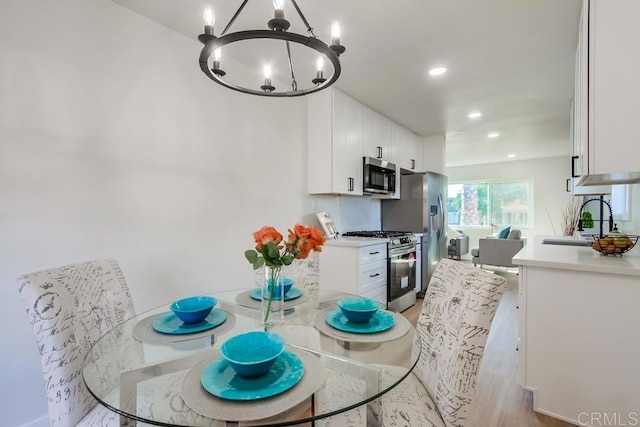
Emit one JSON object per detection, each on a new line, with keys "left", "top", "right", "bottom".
{"left": 198, "top": 0, "right": 346, "bottom": 97}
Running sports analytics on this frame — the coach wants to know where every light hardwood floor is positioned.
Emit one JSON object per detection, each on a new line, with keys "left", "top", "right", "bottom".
{"left": 402, "top": 269, "right": 576, "bottom": 427}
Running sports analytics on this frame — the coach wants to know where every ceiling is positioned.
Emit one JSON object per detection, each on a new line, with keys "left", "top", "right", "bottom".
{"left": 111, "top": 0, "right": 582, "bottom": 168}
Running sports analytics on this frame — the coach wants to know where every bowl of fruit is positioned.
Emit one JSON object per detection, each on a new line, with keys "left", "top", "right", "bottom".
{"left": 591, "top": 233, "right": 638, "bottom": 256}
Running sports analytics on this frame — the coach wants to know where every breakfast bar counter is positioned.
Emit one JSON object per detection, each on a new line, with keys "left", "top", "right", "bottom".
{"left": 513, "top": 236, "right": 640, "bottom": 426}
{"left": 513, "top": 235, "right": 640, "bottom": 276}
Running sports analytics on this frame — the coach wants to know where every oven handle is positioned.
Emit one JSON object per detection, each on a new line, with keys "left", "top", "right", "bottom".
{"left": 388, "top": 245, "right": 417, "bottom": 258}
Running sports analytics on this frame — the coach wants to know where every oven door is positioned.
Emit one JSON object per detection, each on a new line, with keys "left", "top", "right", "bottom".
{"left": 388, "top": 244, "right": 417, "bottom": 302}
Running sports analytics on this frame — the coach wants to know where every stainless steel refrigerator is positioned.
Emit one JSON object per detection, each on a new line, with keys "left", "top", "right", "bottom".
{"left": 381, "top": 172, "right": 448, "bottom": 297}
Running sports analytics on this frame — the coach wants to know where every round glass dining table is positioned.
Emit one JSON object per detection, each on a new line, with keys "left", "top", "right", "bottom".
{"left": 82, "top": 287, "right": 420, "bottom": 426}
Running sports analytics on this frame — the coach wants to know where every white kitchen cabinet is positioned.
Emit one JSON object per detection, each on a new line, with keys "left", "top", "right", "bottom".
{"left": 574, "top": 0, "right": 640, "bottom": 185}
{"left": 308, "top": 89, "right": 363, "bottom": 195}
{"left": 394, "top": 125, "right": 423, "bottom": 173}
{"left": 568, "top": 100, "right": 611, "bottom": 195}
{"left": 319, "top": 243, "right": 388, "bottom": 306}
{"left": 363, "top": 106, "right": 396, "bottom": 164}
{"left": 514, "top": 239, "right": 640, "bottom": 425}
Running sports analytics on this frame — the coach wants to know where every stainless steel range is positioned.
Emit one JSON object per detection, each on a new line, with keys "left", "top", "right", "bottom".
{"left": 342, "top": 231, "right": 418, "bottom": 312}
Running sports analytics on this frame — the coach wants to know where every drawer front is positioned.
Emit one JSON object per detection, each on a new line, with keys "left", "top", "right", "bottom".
{"left": 362, "top": 285, "right": 387, "bottom": 307}
{"left": 358, "top": 259, "right": 387, "bottom": 294}
{"left": 358, "top": 244, "right": 387, "bottom": 264}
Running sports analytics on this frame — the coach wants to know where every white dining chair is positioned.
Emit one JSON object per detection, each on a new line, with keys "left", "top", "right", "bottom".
{"left": 376, "top": 258, "right": 507, "bottom": 427}
{"left": 318, "top": 259, "right": 507, "bottom": 427}
{"left": 17, "top": 258, "right": 138, "bottom": 426}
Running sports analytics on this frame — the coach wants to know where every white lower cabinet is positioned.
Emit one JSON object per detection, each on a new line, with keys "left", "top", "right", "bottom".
{"left": 518, "top": 265, "right": 640, "bottom": 424}
{"left": 319, "top": 243, "right": 388, "bottom": 306}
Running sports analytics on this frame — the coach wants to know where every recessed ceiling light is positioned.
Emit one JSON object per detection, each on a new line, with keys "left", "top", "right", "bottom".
{"left": 488, "top": 132, "right": 500, "bottom": 138}
{"left": 507, "top": 154, "right": 516, "bottom": 158}
{"left": 428, "top": 67, "right": 447, "bottom": 76}
{"left": 468, "top": 112, "right": 482, "bottom": 119}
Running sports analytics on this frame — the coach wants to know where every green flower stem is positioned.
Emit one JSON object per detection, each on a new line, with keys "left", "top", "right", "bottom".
{"left": 263, "top": 267, "right": 280, "bottom": 327}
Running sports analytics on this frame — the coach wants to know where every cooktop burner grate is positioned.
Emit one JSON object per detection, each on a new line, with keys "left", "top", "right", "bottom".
{"left": 342, "top": 230, "right": 412, "bottom": 238}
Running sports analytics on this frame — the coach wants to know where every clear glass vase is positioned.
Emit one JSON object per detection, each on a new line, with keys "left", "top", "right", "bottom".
{"left": 262, "top": 265, "right": 285, "bottom": 328}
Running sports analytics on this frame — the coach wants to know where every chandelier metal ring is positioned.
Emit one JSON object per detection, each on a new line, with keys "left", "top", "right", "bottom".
{"left": 199, "top": 30, "right": 342, "bottom": 97}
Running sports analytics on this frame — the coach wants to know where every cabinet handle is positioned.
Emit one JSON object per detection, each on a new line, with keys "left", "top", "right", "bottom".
{"left": 571, "top": 155, "right": 579, "bottom": 178}
{"left": 369, "top": 273, "right": 380, "bottom": 278}
{"left": 369, "top": 251, "right": 380, "bottom": 255}
{"left": 348, "top": 177, "right": 354, "bottom": 192}
{"left": 411, "top": 159, "right": 415, "bottom": 169}
{"left": 566, "top": 178, "right": 571, "bottom": 192}
{"left": 377, "top": 146, "right": 383, "bottom": 159}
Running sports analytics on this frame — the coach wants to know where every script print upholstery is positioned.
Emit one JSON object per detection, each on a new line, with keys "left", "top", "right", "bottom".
{"left": 379, "top": 259, "right": 506, "bottom": 427}
{"left": 18, "top": 259, "right": 137, "bottom": 426}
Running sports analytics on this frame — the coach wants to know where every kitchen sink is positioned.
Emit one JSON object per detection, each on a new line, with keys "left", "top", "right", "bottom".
{"left": 541, "top": 238, "right": 591, "bottom": 247}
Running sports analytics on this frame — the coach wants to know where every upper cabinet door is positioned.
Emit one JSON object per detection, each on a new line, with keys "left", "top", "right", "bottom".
{"left": 307, "top": 89, "right": 363, "bottom": 195}
{"left": 396, "top": 126, "right": 423, "bottom": 172}
{"left": 575, "top": 0, "right": 640, "bottom": 185}
{"left": 363, "top": 107, "right": 395, "bottom": 163}
{"left": 588, "top": 0, "right": 640, "bottom": 176}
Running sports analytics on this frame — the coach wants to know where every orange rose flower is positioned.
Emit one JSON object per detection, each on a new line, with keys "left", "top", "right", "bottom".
{"left": 252, "top": 226, "right": 283, "bottom": 252}
{"left": 246, "top": 223, "right": 326, "bottom": 269}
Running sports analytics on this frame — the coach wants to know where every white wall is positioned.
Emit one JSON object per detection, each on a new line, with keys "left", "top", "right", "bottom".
{"left": 311, "top": 195, "right": 381, "bottom": 234}
{"left": 446, "top": 156, "right": 573, "bottom": 250}
{"left": 422, "top": 135, "right": 446, "bottom": 174}
{"left": 0, "top": 1, "right": 312, "bottom": 425}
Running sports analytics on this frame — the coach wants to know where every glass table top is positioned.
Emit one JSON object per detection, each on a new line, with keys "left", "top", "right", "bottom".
{"left": 82, "top": 288, "right": 420, "bottom": 426}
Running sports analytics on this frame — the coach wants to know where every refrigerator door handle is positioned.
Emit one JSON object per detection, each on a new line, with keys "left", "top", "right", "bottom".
{"left": 437, "top": 194, "right": 445, "bottom": 241}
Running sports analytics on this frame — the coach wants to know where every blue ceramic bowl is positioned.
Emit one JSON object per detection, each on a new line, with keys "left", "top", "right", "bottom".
{"left": 265, "top": 278, "right": 294, "bottom": 299}
{"left": 170, "top": 296, "right": 216, "bottom": 324}
{"left": 220, "top": 331, "right": 286, "bottom": 377}
{"left": 279, "top": 278, "right": 294, "bottom": 295}
{"left": 337, "top": 297, "right": 380, "bottom": 323}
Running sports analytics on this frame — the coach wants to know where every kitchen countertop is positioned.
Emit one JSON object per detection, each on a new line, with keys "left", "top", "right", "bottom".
{"left": 324, "top": 236, "right": 390, "bottom": 248}
{"left": 512, "top": 235, "right": 640, "bottom": 276}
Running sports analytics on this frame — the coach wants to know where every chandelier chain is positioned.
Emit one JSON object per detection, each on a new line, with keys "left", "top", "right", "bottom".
{"left": 290, "top": 0, "right": 313, "bottom": 34}
{"left": 221, "top": 0, "right": 250, "bottom": 36}
{"left": 285, "top": 40, "right": 298, "bottom": 92}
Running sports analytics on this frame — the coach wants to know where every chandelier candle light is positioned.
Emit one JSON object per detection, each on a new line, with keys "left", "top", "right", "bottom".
{"left": 245, "top": 224, "right": 325, "bottom": 328}
{"left": 198, "top": 0, "right": 346, "bottom": 97}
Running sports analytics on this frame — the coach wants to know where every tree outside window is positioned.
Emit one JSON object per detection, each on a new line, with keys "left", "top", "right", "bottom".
{"left": 448, "top": 180, "right": 532, "bottom": 228}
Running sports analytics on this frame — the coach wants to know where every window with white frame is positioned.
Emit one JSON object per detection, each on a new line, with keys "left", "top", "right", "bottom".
{"left": 611, "top": 184, "right": 631, "bottom": 221}
{"left": 448, "top": 180, "right": 534, "bottom": 228}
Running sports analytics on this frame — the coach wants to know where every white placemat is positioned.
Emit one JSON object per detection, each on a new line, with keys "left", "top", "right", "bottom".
{"left": 234, "top": 289, "right": 310, "bottom": 310}
{"left": 313, "top": 309, "right": 410, "bottom": 343}
{"left": 181, "top": 348, "right": 326, "bottom": 422}
{"left": 132, "top": 311, "right": 236, "bottom": 344}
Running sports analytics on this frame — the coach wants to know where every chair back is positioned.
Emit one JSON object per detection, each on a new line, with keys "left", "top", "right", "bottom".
{"left": 17, "top": 259, "right": 135, "bottom": 426}
{"left": 507, "top": 229, "right": 522, "bottom": 239}
{"left": 414, "top": 259, "right": 506, "bottom": 427}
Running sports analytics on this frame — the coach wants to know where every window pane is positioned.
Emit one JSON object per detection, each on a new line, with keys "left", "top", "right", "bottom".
{"left": 448, "top": 183, "right": 488, "bottom": 226}
{"left": 489, "top": 181, "right": 530, "bottom": 227}
{"left": 449, "top": 180, "right": 533, "bottom": 228}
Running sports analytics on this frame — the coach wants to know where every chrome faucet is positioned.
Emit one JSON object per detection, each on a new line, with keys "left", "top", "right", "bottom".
{"left": 577, "top": 195, "right": 613, "bottom": 238}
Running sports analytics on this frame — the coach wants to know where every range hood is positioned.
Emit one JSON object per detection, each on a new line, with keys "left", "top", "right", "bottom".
{"left": 578, "top": 171, "right": 640, "bottom": 186}
{"left": 569, "top": 178, "right": 611, "bottom": 195}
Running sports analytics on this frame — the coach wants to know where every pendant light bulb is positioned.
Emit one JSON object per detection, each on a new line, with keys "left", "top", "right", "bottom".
{"left": 316, "top": 56, "right": 324, "bottom": 72}
{"left": 272, "top": 0, "right": 285, "bottom": 12}
{"left": 331, "top": 20, "right": 341, "bottom": 41}
{"left": 263, "top": 65, "right": 272, "bottom": 79}
{"left": 203, "top": 4, "right": 215, "bottom": 27}
{"left": 214, "top": 48, "right": 221, "bottom": 61}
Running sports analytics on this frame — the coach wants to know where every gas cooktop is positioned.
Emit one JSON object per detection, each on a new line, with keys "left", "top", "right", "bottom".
{"left": 342, "top": 230, "right": 413, "bottom": 238}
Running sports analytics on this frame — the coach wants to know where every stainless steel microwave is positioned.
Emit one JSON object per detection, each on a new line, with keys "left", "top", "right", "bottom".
{"left": 363, "top": 157, "right": 396, "bottom": 195}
